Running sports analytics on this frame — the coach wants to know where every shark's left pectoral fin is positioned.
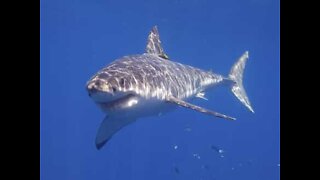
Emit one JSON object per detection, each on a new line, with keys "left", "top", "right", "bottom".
{"left": 166, "top": 96, "right": 236, "bottom": 121}
{"left": 96, "top": 115, "right": 136, "bottom": 150}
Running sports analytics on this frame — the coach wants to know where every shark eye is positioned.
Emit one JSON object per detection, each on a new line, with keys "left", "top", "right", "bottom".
{"left": 120, "top": 78, "right": 125, "bottom": 87}
{"left": 112, "top": 87, "right": 117, "bottom": 92}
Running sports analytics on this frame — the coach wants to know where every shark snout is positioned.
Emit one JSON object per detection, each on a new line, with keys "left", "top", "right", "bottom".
{"left": 86, "top": 80, "right": 115, "bottom": 97}
{"left": 87, "top": 82, "right": 98, "bottom": 97}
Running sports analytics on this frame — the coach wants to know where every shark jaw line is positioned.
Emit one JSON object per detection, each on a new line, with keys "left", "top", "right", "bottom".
{"left": 96, "top": 93, "right": 137, "bottom": 111}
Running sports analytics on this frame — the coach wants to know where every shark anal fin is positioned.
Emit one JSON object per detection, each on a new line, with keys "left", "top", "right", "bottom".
{"left": 96, "top": 115, "right": 136, "bottom": 150}
{"left": 166, "top": 96, "right": 236, "bottom": 121}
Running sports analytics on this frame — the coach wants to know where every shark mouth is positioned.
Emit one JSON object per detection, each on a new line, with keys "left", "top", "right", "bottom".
{"left": 97, "top": 94, "right": 137, "bottom": 110}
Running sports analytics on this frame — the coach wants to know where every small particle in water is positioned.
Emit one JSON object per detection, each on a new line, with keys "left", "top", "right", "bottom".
{"left": 239, "top": 163, "right": 243, "bottom": 167}
{"left": 174, "top": 166, "right": 180, "bottom": 174}
{"left": 211, "top": 145, "right": 224, "bottom": 156}
{"left": 184, "top": 127, "right": 192, "bottom": 132}
{"left": 201, "top": 164, "right": 209, "bottom": 170}
{"left": 193, "top": 153, "right": 201, "bottom": 159}
{"left": 231, "top": 167, "right": 235, "bottom": 170}
{"left": 277, "top": 164, "right": 280, "bottom": 167}
{"left": 174, "top": 145, "right": 178, "bottom": 150}
{"left": 210, "top": 145, "right": 220, "bottom": 152}
{"left": 212, "top": 147, "right": 225, "bottom": 157}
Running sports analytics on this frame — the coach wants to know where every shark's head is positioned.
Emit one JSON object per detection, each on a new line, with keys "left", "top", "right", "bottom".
{"left": 86, "top": 71, "right": 129, "bottom": 104}
{"left": 87, "top": 79, "right": 114, "bottom": 102}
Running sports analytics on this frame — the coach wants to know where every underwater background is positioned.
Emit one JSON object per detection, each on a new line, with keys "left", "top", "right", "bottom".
{"left": 40, "top": 0, "right": 279, "bottom": 179}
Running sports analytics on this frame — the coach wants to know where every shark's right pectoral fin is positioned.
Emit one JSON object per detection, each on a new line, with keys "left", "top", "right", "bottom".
{"left": 96, "top": 115, "right": 136, "bottom": 150}
{"left": 166, "top": 96, "right": 236, "bottom": 121}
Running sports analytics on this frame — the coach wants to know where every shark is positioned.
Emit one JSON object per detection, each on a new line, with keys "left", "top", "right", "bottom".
{"left": 86, "top": 26, "right": 254, "bottom": 150}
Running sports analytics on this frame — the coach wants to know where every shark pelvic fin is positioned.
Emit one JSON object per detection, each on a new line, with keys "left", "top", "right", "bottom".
{"left": 195, "top": 92, "right": 208, "bottom": 100}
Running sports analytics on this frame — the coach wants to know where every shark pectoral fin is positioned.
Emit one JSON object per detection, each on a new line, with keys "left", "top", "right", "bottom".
{"left": 96, "top": 115, "right": 136, "bottom": 150}
{"left": 166, "top": 96, "right": 236, "bottom": 121}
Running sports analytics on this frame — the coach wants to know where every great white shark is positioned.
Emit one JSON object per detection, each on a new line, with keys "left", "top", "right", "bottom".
{"left": 86, "top": 26, "right": 254, "bottom": 150}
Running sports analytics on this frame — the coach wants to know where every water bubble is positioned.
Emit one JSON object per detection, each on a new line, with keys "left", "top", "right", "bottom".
{"left": 193, "top": 153, "right": 201, "bottom": 159}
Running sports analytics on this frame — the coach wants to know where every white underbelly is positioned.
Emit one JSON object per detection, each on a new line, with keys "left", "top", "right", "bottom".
{"left": 98, "top": 97, "right": 177, "bottom": 118}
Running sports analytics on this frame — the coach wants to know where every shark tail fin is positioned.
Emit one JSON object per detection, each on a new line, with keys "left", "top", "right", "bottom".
{"left": 228, "top": 51, "right": 254, "bottom": 113}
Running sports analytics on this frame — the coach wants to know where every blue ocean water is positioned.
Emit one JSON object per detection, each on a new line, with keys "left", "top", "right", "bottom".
{"left": 40, "top": 0, "right": 280, "bottom": 180}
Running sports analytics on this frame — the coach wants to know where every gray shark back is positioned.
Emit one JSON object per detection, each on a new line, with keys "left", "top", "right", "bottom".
{"left": 92, "top": 53, "right": 224, "bottom": 100}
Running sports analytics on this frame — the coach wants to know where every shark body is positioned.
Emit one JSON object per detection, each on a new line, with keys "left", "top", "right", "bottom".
{"left": 86, "top": 26, "right": 254, "bottom": 149}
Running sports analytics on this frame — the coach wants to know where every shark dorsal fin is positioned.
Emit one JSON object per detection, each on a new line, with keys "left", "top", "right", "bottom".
{"left": 145, "top": 26, "right": 169, "bottom": 60}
